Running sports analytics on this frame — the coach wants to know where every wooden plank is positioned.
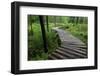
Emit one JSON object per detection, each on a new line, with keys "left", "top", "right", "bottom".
{"left": 61, "top": 45, "right": 87, "bottom": 55}
{"left": 51, "top": 52, "right": 68, "bottom": 59}
{"left": 58, "top": 47, "right": 87, "bottom": 58}
{"left": 55, "top": 49, "right": 77, "bottom": 58}
{"left": 48, "top": 55, "right": 58, "bottom": 60}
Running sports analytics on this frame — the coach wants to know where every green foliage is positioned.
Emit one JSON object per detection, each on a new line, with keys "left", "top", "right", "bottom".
{"left": 28, "top": 24, "right": 45, "bottom": 60}
{"left": 28, "top": 23, "right": 60, "bottom": 60}
{"left": 46, "top": 29, "right": 61, "bottom": 54}
{"left": 28, "top": 15, "right": 88, "bottom": 60}
{"left": 59, "top": 23, "right": 88, "bottom": 45}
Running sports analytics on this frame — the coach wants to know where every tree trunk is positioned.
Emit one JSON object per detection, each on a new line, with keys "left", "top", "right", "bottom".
{"left": 54, "top": 16, "right": 56, "bottom": 26}
{"left": 39, "top": 16, "right": 48, "bottom": 53}
{"left": 46, "top": 16, "right": 49, "bottom": 32}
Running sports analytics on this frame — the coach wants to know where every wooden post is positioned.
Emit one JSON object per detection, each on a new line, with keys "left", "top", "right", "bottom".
{"left": 39, "top": 16, "right": 48, "bottom": 53}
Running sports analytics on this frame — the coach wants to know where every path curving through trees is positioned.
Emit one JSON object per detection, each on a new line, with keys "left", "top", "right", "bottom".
{"left": 48, "top": 27, "right": 87, "bottom": 60}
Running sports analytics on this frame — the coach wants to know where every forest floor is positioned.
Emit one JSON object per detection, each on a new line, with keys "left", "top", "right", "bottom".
{"left": 48, "top": 27, "right": 88, "bottom": 59}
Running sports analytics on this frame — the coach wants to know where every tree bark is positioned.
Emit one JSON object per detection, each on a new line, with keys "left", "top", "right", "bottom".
{"left": 39, "top": 16, "right": 48, "bottom": 53}
{"left": 46, "top": 16, "right": 49, "bottom": 31}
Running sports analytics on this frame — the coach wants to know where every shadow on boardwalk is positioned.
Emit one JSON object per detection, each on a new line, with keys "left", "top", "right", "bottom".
{"left": 48, "top": 27, "right": 87, "bottom": 60}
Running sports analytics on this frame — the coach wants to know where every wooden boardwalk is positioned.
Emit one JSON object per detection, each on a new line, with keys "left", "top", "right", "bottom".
{"left": 48, "top": 27, "right": 87, "bottom": 60}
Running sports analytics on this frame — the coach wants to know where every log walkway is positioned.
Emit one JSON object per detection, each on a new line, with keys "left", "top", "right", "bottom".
{"left": 48, "top": 27, "right": 87, "bottom": 60}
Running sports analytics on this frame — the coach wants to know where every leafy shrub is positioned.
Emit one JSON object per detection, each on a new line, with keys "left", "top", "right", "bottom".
{"left": 28, "top": 24, "right": 60, "bottom": 60}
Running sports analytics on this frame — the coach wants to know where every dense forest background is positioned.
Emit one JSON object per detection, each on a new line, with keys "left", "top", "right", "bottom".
{"left": 28, "top": 15, "right": 88, "bottom": 60}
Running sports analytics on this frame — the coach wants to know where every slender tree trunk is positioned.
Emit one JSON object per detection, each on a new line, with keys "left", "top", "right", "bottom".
{"left": 82, "top": 17, "right": 85, "bottom": 24}
{"left": 83, "top": 17, "right": 86, "bottom": 24}
{"left": 75, "top": 17, "right": 78, "bottom": 24}
{"left": 30, "top": 16, "right": 33, "bottom": 35}
{"left": 46, "top": 16, "right": 49, "bottom": 32}
{"left": 54, "top": 16, "right": 56, "bottom": 26}
{"left": 78, "top": 17, "right": 80, "bottom": 24}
